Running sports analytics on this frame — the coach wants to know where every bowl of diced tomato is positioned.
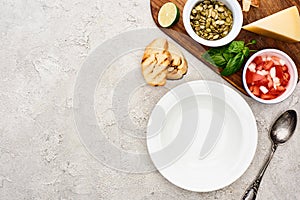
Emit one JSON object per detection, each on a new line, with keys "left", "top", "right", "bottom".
{"left": 242, "top": 49, "right": 298, "bottom": 104}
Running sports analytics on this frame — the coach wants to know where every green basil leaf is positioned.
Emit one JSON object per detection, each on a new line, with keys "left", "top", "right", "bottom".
{"left": 243, "top": 46, "right": 250, "bottom": 57}
{"left": 202, "top": 52, "right": 227, "bottom": 68}
{"left": 202, "top": 51, "right": 215, "bottom": 65}
{"left": 202, "top": 45, "right": 229, "bottom": 66}
{"left": 222, "top": 50, "right": 235, "bottom": 62}
{"left": 228, "top": 41, "right": 245, "bottom": 54}
{"left": 206, "top": 45, "right": 228, "bottom": 55}
{"left": 210, "top": 54, "right": 227, "bottom": 67}
{"left": 221, "top": 52, "right": 245, "bottom": 76}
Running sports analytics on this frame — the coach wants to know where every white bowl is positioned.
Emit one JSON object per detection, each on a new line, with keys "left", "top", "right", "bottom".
{"left": 183, "top": 0, "right": 243, "bottom": 47}
{"left": 242, "top": 49, "right": 298, "bottom": 104}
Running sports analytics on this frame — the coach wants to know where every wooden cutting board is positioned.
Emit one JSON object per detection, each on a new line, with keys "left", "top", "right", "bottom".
{"left": 150, "top": 0, "right": 300, "bottom": 95}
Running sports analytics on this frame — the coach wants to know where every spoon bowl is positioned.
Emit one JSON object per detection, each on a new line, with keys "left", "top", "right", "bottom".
{"left": 270, "top": 110, "right": 297, "bottom": 144}
{"left": 242, "top": 110, "right": 297, "bottom": 200}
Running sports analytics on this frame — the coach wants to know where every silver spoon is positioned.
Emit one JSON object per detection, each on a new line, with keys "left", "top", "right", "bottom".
{"left": 242, "top": 110, "right": 297, "bottom": 200}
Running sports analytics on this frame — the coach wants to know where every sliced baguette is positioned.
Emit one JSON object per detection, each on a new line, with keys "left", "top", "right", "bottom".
{"left": 141, "top": 38, "right": 170, "bottom": 86}
{"left": 167, "top": 41, "right": 188, "bottom": 80}
{"left": 141, "top": 38, "right": 188, "bottom": 86}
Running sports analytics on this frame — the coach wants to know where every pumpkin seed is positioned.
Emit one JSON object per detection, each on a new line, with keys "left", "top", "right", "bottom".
{"left": 190, "top": 0, "right": 233, "bottom": 40}
{"left": 211, "top": 10, "right": 216, "bottom": 18}
{"left": 208, "top": 8, "right": 213, "bottom": 17}
{"left": 214, "top": 13, "right": 219, "bottom": 20}
{"left": 213, "top": 35, "right": 219, "bottom": 40}
{"left": 219, "top": 20, "right": 225, "bottom": 25}
{"left": 205, "top": 9, "right": 209, "bottom": 16}
{"left": 217, "top": 7, "right": 225, "bottom": 12}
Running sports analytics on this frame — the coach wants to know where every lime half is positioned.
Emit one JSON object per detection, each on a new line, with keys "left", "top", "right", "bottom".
{"left": 158, "top": 2, "right": 180, "bottom": 28}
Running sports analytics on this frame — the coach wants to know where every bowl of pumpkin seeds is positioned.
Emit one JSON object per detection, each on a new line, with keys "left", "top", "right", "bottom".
{"left": 183, "top": 0, "right": 243, "bottom": 47}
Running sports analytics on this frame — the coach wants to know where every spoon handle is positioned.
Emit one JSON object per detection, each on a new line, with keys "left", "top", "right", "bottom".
{"left": 242, "top": 144, "right": 278, "bottom": 200}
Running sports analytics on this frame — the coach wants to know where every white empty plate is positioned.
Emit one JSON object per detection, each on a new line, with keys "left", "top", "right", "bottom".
{"left": 147, "top": 80, "right": 257, "bottom": 192}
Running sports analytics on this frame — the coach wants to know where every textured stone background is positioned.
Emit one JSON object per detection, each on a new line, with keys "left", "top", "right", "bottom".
{"left": 0, "top": 0, "right": 299, "bottom": 199}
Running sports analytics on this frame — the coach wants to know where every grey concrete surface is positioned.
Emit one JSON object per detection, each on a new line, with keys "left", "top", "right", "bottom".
{"left": 0, "top": 0, "right": 299, "bottom": 199}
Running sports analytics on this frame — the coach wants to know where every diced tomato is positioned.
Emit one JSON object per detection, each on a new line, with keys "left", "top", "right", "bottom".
{"left": 281, "top": 79, "right": 289, "bottom": 86}
{"left": 249, "top": 85, "right": 254, "bottom": 92}
{"left": 256, "top": 63, "right": 263, "bottom": 71}
{"left": 283, "top": 72, "right": 290, "bottom": 81}
{"left": 269, "top": 88, "right": 285, "bottom": 97}
{"left": 252, "top": 86, "right": 260, "bottom": 96}
{"left": 253, "top": 56, "right": 263, "bottom": 65}
{"left": 269, "top": 88, "right": 281, "bottom": 95}
{"left": 271, "top": 56, "right": 280, "bottom": 62}
{"left": 260, "top": 94, "right": 276, "bottom": 100}
{"left": 258, "top": 77, "right": 269, "bottom": 87}
{"left": 266, "top": 75, "right": 273, "bottom": 88}
{"left": 271, "top": 56, "right": 281, "bottom": 65}
{"left": 282, "top": 65, "right": 288, "bottom": 72}
{"left": 275, "top": 65, "right": 284, "bottom": 79}
{"left": 277, "top": 86, "right": 286, "bottom": 92}
{"left": 263, "top": 60, "right": 274, "bottom": 70}
{"left": 246, "top": 70, "right": 265, "bottom": 84}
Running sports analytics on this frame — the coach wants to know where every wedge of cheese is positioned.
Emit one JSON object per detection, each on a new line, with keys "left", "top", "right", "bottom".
{"left": 243, "top": 6, "right": 300, "bottom": 42}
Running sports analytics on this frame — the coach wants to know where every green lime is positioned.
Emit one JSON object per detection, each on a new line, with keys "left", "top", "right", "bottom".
{"left": 158, "top": 2, "right": 180, "bottom": 28}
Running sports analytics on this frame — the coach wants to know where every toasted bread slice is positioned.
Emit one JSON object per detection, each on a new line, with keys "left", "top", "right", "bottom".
{"left": 167, "top": 41, "right": 188, "bottom": 80}
{"left": 167, "top": 58, "right": 188, "bottom": 80}
{"left": 143, "top": 38, "right": 168, "bottom": 57}
{"left": 141, "top": 38, "right": 170, "bottom": 86}
{"left": 141, "top": 38, "right": 188, "bottom": 85}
